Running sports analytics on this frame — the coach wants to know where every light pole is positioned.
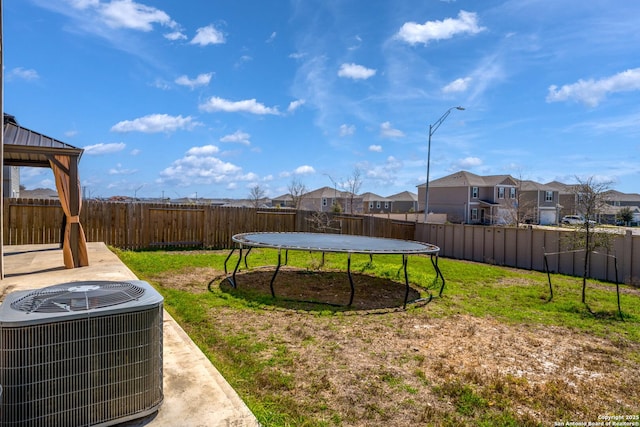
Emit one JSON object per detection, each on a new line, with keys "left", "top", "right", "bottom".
{"left": 423, "top": 106, "right": 465, "bottom": 223}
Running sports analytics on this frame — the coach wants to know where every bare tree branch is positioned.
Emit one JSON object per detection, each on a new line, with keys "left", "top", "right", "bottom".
{"left": 248, "top": 185, "right": 266, "bottom": 209}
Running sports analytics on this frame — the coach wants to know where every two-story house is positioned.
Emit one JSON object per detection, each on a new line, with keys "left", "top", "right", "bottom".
{"left": 361, "top": 192, "right": 392, "bottom": 214}
{"left": 517, "top": 180, "right": 560, "bottom": 225}
{"left": 600, "top": 190, "right": 640, "bottom": 224}
{"left": 417, "top": 171, "right": 519, "bottom": 224}
{"left": 300, "top": 186, "right": 363, "bottom": 214}
{"left": 388, "top": 191, "right": 418, "bottom": 213}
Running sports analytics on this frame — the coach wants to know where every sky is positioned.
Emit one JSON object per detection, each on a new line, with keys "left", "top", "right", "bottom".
{"left": 4, "top": 0, "right": 640, "bottom": 200}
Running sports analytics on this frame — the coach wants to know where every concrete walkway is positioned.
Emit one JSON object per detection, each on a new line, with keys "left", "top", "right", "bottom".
{"left": 0, "top": 242, "right": 260, "bottom": 427}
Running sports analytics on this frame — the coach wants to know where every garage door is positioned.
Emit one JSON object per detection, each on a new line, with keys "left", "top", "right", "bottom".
{"left": 539, "top": 210, "right": 556, "bottom": 225}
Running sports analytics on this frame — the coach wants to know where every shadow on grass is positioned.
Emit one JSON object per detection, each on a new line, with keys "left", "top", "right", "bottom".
{"left": 209, "top": 268, "right": 426, "bottom": 313}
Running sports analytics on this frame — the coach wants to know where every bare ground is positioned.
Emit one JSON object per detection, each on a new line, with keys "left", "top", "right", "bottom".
{"left": 153, "top": 266, "right": 640, "bottom": 426}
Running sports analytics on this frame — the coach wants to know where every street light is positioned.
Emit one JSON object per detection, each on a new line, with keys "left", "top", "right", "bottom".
{"left": 424, "top": 106, "right": 465, "bottom": 223}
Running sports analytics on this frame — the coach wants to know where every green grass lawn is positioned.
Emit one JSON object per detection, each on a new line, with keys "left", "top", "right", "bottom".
{"left": 115, "top": 248, "right": 640, "bottom": 426}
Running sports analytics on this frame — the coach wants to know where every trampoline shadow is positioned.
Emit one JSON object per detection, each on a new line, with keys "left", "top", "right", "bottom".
{"left": 209, "top": 268, "right": 426, "bottom": 313}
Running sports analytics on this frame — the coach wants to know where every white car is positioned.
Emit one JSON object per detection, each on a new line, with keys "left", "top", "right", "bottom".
{"left": 562, "top": 215, "right": 596, "bottom": 225}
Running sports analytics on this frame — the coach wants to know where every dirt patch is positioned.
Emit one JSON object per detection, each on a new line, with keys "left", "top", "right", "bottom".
{"left": 152, "top": 267, "right": 640, "bottom": 425}
{"left": 218, "top": 267, "right": 425, "bottom": 311}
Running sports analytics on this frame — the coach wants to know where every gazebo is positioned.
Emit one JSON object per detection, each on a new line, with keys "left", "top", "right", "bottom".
{"left": 2, "top": 114, "right": 89, "bottom": 273}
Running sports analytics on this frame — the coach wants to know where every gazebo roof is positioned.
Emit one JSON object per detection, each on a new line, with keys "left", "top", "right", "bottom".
{"left": 1, "top": 113, "right": 88, "bottom": 271}
{"left": 3, "top": 114, "right": 83, "bottom": 168}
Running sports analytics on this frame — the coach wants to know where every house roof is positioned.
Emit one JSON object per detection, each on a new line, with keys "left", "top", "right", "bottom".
{"left": 423, "top": 170, "right": 517, "bottom": 188}
{"left": 603, "top": 190, "right": 640, "bottom": 202}
{"left": 361, "top": 192, "right": 391, "bottom": 202}
{"left": 388, "top": 191, "right": 417, "bottom": 202}
{"left": 272, "top": 193, "right": 293, "bottom": 201}
{"left": 518, "top": 180, "right": 556, "bottom": 192}
{"left": 545, "top": 181, "right": 578, "bottom": 194}
{"left": 3, "top": 115, "right": 84, "bottom": 168}
{"left": 304, "top": 186, "right": 356, "bottom": 199}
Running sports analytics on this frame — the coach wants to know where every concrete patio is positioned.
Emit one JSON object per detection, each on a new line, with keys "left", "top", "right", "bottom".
{"left": 0, "top": 242, "right": 260, "bottom": 427}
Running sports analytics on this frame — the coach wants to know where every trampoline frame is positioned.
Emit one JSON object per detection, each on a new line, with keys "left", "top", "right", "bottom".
{"left": 223, "top": 232, "right": 444, "bottom": 309}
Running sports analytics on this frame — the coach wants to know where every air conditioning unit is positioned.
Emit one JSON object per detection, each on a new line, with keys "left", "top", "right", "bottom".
{"left": 0, "top": 280, "right": 164, "bottom": 426}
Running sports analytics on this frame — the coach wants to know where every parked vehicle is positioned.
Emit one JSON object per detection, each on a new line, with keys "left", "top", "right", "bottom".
{"left": 562, "top": 215, "right": 596, "bottom": 225}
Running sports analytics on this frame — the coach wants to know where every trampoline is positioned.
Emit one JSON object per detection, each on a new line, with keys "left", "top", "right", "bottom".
{"left": 223, "top": 232, "right": 444, "bottom": 308}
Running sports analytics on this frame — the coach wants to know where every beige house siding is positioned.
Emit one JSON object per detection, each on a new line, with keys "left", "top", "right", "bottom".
{"left": 428, "top": 186, "right": 468, "bottom": 223}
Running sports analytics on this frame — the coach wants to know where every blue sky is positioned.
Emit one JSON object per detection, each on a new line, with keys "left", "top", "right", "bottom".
{"left": 4, "top": 0, "right": 640, "bottom": 200}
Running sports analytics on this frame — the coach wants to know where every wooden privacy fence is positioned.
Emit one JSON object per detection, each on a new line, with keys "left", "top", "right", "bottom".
{"left": 417, "top": 223, "right": 640, "bottom": 286}
{"left": 4, "top": 198, "right": 639, "bottom": 285}
{"left": 3, "top": 199, "right": 415, "bottom": 249}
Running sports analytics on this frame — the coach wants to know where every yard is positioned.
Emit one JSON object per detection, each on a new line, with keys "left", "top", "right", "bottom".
{"left": 115, "top": 248, "right": 640, "bottom": 427}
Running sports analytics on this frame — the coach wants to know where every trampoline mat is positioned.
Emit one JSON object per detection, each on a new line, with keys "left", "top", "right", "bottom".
{"left": 232, "top": 232, "right": 439, "bottom": 254}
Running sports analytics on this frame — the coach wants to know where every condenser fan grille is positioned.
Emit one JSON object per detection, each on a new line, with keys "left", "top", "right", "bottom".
{"left": 10, "top": 280, "right": 146, "bottom": 313}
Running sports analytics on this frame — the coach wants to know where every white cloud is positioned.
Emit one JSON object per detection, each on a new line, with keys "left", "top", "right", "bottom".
{"left": 220, "top": 130, "right": 251, "bottom": 145}
{"left": 99, "top": 0, "right": 176, "bottom": 31}
{"left": 151, "top": 78, "right": 171, "bottom": 90}
{"left": 380, "top": 122, "right": 405, "bottom": 138}
{"left": 369, "top": 145, "right": 383, "bottom": 152}
{"left": 199, "top": 96, "right": 280, "bottom": 115}
{"left": 234, "top": 55, "right": 253, "bottom": 68}
{"left": 7, "top": 67, "right": 40, "bottom": 81}
{"left": 266, "top": 32, "right": 277, "bottom": 43}
{"left": 454, "top": 157, "right": 483, "bottom": 168}
{"left": 546, "top": 68, "right": 640, "bottom": 107}
{"left": 175, "top": 72, "right": 213, "bottom": 89}
{"left": 287, "top": 99, "right": 305, "bottom": 113}
{"left": 339, "top": 124, "right": 356, "bottom": 136}
{"left": 294, "top": 165, "right": 315, "bottom": 175}
{"left": 68, "top": 0, "right": 99, "bottom": 9}
{"left": 110, "top": 114, "right": 199, "bottom": 133}
{"left": 396, "top": 10, "right": 485, "bottom": 45}
{"left": 363, "top": 156, "right": 403, "bottom": 183}
{"left": 443, "top": 77, "right": 472, "bottom": 93}
{"left": 338, "top": 63, "right": 376, "bottom": 80}
{"left": 186, "top": 145, "right": 219, "bottom": 156}
{"left": 83, "top": 142, "right": 126, "bottom": 155}
{"left": 164, "top": 31, "right": 187, "bottom": 41}
{"left": 159, "top": 145, "right": 242, "bottom": 186}
{"left": 130, "top": 149, "right": 141, "bottom": 156}
{"left": 190, "top": 24, "right": 226, "bottom": 46}
{"left": 108, "top": 163, "right": 138, "bottom": 175}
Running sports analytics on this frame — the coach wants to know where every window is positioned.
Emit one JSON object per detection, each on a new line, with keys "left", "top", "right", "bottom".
{"left": 545, "top": 191, "right": 553, "bottom": 202}
{"left": 472, "top": 187, "right": 479, "bottom": 198}
{"left": 510, "top": 188, "right": 516, "bottom": 199}
{"left": 471, "top": 208, "right": 478, "bottom": 221}
{"left": 376, "top": 201, "right": 381, "bottom": 209}
{"left": 369, "top": 202, "right": 373, "bottom": 209}
{"left": 384, "top": 202, "right": 389, "bottom": 209}
{"left": 322, "top": 198, "right": 327, "bottom": 207}
{"left": 498, "top": 187, "right": 505, "bottom": 199}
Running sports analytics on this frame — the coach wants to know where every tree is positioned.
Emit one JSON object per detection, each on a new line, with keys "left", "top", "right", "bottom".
{"left": 342, "top": 168, "right": 363, "bottom": 214}
{"left": 561, "top": 176, "right": 614, "bottom": 304}
{"left": 324, "top": 168, "right": 364, "bottom": 214}
{"left": 287, "top": 178, "right": 307, "bottom": 210}
{"left": 616, "top": 207, "right": 634, "bottom": 226}
{"left": 248, "top": 185, "right": 266, "bottom": 209}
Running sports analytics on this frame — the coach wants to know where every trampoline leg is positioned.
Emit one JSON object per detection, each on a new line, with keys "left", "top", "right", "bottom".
{"left": 229, "top": 246, "right": 243, "bottom": 288}
{"left": 431, "top": 254, "right": 446, "bottom": 297}
{"left": 223, "top": 247, "right": 236, "bottom": 275}
{"left": 347, "top": 253, "right": 355, "bottom": 306}
{"left": 270, "top": 248, "right": 282, "bottom": 298}
{"left": 402, "top": 255, "right": 411, "bottom": 309}
{"left": 243, "top": 247, "right": 253, "bottom": 269}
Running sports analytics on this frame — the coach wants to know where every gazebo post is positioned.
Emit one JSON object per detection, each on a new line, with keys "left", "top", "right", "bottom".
{"left": 69, "top": 156, "right": 80, "bottom": 266}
